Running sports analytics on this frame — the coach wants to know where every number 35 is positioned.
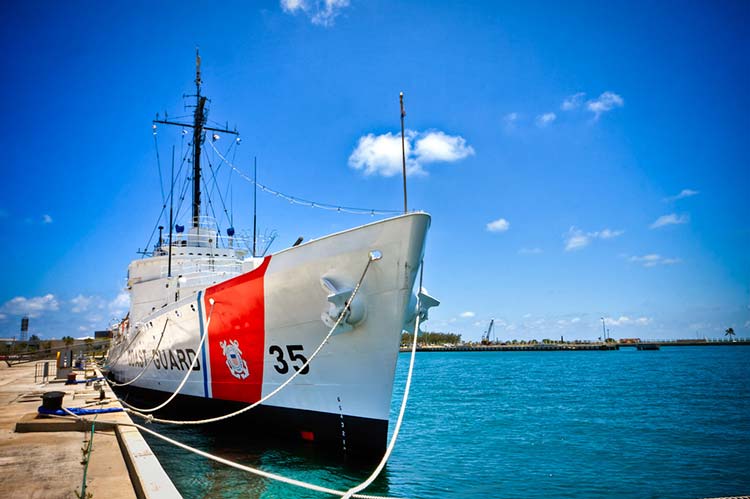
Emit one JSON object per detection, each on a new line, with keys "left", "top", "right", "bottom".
{"left": 268, "top": 344, "right": 310, "bottom": 375}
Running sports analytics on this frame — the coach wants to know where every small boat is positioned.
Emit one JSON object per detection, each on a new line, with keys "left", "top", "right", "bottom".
{"left": 106, "top": 53, "right": 438, "bottom": 458}
{"left": 636, "top": 343, "right": 660, "bottom": 350}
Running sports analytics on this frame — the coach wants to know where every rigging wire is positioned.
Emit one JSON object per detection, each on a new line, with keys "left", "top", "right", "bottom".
{"left": 153, "top": 129, "right": 166, "bottom": 204}
{"left": 208, "top": 140, "right": 401, "bottom": 216}
{"left": 142, "top": 141, "right": 192, "bottom": 256}
{"left": 204, "top": 147, "right": 232, "bottom": 228}
{"left": 200, "top": 166, "right": 223, "bottom": 236}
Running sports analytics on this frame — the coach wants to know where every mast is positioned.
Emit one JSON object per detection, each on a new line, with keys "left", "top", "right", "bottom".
{"left": 192, "top": 49, "right": 206, "bottom": 227}
{"left": 152, "top": 50, "right": 239, "bottom": 229}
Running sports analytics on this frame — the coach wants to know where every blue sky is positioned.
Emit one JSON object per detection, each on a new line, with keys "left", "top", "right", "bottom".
{"left": 1, "top": 1, "right": 748, "bottom": 341}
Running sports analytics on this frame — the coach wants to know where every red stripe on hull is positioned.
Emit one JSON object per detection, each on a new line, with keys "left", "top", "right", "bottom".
{"left": 204, "top": 256, "right": 271, "bottom": 403}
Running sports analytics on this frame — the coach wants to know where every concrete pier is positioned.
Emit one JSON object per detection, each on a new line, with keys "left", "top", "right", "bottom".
{"left": 0, "top": 360, "right": 180, "bottom": 498}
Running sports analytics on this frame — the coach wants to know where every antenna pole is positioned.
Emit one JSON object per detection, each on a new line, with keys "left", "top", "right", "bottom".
{"left": 400, "top": 92, "right": 408, "bottom": 214}
{"left": 253, "top": 156, "right": 258, "bottom": 257}
{"left": 168, "top": 146, "right": 175, "bottom": 277}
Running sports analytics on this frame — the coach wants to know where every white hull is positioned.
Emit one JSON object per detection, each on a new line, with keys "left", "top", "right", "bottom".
{"left": 108, "top": 213, "right": 430, "bottom": 428}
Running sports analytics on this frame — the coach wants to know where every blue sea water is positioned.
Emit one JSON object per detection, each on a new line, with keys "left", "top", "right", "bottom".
{"left": 144, "top": 347, "right": 750, "bottom": 498}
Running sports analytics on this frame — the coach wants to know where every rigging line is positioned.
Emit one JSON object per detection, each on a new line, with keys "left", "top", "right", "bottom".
{"left": 205, "top": 138, "right": 235, "bottom": 203}
{"left": 108, "top": 319, "right": 169, "bottom": 387}
{"left": 153, "top": 132, "right": 166, "bottom": 204}
{"left": 141, "top": 204, "right": 168, "bottom": 258}
{"left": 203, "top": 148, "right": 231, "bottom": 226}
{"left": 144, "top": 141, "right": 192, "bottom": 253}
{"left": 214, "top": 140, "right": 239, "bottom": 224}
{"left": 208, "top": 141, "right": 401, "bottom": 216}
{"left": 173, "top": 168, "right": 193, "bottom": 223}
{"left": 226, "top": 143, "right": 238, "bottom": 225}
{"left": 200, "top": 167, "right": 223, "bottom": 236}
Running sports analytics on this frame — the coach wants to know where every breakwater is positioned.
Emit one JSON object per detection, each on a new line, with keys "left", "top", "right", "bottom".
{"left": 400, "top": 339, "right": 750, "bottom": 352}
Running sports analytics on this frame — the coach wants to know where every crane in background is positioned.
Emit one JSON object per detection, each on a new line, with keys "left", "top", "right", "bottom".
{"left": 481, "top": 319, "right": 495, "bottom": 345}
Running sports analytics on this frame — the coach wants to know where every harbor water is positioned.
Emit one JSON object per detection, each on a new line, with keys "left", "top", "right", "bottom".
{"left": 144, "top": 346, "right": 750, "bottom": 498}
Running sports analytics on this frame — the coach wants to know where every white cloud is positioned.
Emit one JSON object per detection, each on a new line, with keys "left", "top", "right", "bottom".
{"left": 565, "top": 227, "right": 591, "bottom": 251}
{"left": 414, "top": 131, "right": 475, "bottom": 163}
{"left": 665, "top": 189, "right": 699, "bottom": 202}
{"left": 518, "top": 247, "right": 543, "bottom": 255}
{"left": 628, "top": 254, "right": 681, "bottom": 267}
{"left": 597, "top": 228, "right": 624, "bottom": 239}
{"left": 564, "top": 226, "right": 624, "bottom": 251}
{"left": 0, "top": 313, "right": 6, "bottom": 320}
{"left": 460, "top": 311, "right": 475, "bottom": 318}
{"left": 0, "top": 294, "right": 59, "bottom": 318}
{"left": 650, "top": 213, "right": 689, "bottom": 229}
{"left": 280, "top": 0, "right": 350, "bottom": 27}
{"left": 535, "top": 112, "right": 556, "bottom": 127}
{"left": 109, "top": 292, "right": 130, "bottom": 316}
{"left": 42, "top": 214, "right": 53, "bottom": 224}
{"left": 486, "top": 218, "right": 510, "bottom": 233}
{"left": 604, "top": 315, "right": 652, "bottom": 327}
{"left": 503, "top": 112, "right": 519, "bottom": 131}
{"left": 561, "top": 92, "right": 585, "bottom": 111}
{"left": 71, "top": 295, "right": 94, "bottom": 313}
{"left": 349, "top": 129, "right": 474, "bottom": 177}
{"left": 586, "top": 91, "right": 624, "bottom": 118}
{"left": 349, "top": 132, "right": 409, "bottom": 177}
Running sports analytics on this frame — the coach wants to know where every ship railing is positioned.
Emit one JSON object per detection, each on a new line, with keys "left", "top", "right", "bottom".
{"left": 157, "top": 231, "right": 252, "bottom": 252}
{"left": 159, "top": 259, "right": 242, "bottom": 278}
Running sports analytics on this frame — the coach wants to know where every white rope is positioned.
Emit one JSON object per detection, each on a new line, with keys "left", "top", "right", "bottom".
{"left": 46, "top": 411, "right": 401, "bottom": 498}
{"left": 127, "top": 254, "right": 376, "bottom": 425}
{"left": 105, "top": 321, "right": 148, "bottom": 369}
{"left": 209, "top": 141, "right": 400, "bottom": 216}
{"left": 108, "top": 319, "right": 169, "bottom": 387}
{"left": 115, "top": 298, "right": 215, "bottom": 413}
{"left": 342, "top": 284, "right": 422, "bottom": 499}
{"left": 130, "top": 422, "right": 401, "bottom": 499}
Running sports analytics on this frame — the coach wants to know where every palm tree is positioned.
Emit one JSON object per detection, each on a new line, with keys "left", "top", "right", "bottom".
{"left": 62, "top": 336, "right": 74, "bottom": 348}
{"left": 725, "top": 327, "right": 736, "bottom": 341}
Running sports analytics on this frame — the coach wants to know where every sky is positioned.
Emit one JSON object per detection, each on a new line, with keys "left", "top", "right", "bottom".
{"left": 1, "top": 0, "right": 748, "bottom": 341}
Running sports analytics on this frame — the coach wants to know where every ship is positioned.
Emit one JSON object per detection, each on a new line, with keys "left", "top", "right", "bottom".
{"left": 105, "top": 54, "right": 438, "bottom": 458}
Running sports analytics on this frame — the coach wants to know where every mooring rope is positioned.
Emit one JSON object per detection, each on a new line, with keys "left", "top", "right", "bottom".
{"left": 342, "top": 264, "right": 423, "bottom": 499}
{"left": 114, "top": 298, "right": 215, "bottom": 413}
{"left": 108, "top": 319, "right": 169, "bottom": 387}
{"left": 45, "top": 411, "right": 399, "bottom": 499}
{"left": 126, "top": 252, "right": 377, "bottom": 425}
